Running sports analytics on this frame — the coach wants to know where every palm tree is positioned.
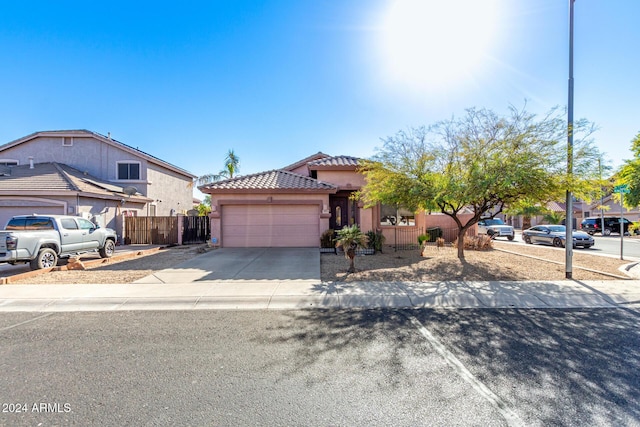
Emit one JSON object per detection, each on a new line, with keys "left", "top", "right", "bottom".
{"left": 198, "top": 150, "right": 240, "bottom": 185}
{"left": 542, "top": 211, "right": 564, "bottom": 225}
{"left": 334, "top": 225, "right": 366, "bottom": 273}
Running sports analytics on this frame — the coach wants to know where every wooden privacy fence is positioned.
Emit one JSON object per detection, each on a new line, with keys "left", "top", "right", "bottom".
{"left": 124, "top": 216, "right": 178, "bottom": 245}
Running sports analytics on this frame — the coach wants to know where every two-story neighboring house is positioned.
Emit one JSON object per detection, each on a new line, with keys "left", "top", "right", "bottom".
{"left": 0, "top": 130, "right": 197, "bottom": 239}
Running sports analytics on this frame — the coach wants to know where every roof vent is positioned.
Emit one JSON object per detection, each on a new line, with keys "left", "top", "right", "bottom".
{"left": 29, "top": 156, "right": 34, "bottom": 169}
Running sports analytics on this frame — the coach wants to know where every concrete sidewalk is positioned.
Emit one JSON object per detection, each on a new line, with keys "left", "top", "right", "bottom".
{"left": 0, "top": 279, "right": 639, "bottom": 312}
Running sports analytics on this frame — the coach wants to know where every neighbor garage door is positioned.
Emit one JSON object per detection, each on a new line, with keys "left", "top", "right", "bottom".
{"left": 222, "top": 204, "right": 319, "bottom": 247}
{"left": 0, "top": 204, "right": 65, "bottom": 230}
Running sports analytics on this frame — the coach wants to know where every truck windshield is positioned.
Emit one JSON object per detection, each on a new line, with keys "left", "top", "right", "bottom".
{"left": 484, "top": 219, "right": 505, "bottom": 226}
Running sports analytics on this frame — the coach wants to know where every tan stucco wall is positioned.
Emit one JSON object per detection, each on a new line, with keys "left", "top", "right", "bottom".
{"left": 146, "top": 164, "right": 194, "bottom": 216}
{"left": 0, "top": 136, "right": 150, "bottom": 182}
{"left": 316, "top": 170, "right": 365, "bottom": 189}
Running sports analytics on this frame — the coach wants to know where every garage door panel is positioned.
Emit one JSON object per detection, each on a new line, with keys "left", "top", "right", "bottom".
{"left": 222, "top": 204, "right": 319, "bottom": 247}
{"left": 0, "top": 205, "right": 65, "bottom": 230}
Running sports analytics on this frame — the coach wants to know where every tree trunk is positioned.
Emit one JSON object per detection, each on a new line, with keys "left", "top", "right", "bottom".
{"left": 347, "top": 251, "right": 356, "bottom": 273}
{"left": 457, "top": 228, "right": 466, "bottom": 260}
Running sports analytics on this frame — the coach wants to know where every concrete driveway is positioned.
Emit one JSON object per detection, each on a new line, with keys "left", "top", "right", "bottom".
{"left": 134, "top": 247, "right": 320, "bottom": 284}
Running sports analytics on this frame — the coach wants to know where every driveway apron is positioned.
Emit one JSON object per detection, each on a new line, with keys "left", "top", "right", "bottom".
{"left": 134, "top": 247, "right": 320, "bottom": 283}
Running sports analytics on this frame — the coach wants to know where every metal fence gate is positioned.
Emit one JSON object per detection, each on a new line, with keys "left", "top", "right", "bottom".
{"left": 393, "top": 227, "right": 423, "bottom": 251}
{"left": 182, "top": 215, "right": 210, "bottom": 244}
{"left": 124, "top": 216, "right": 178, "bottom": 245}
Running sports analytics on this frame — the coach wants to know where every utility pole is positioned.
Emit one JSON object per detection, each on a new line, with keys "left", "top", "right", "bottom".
{"left": 599, "top": 157, "right": 604, "bottom": 234}
{"left": 565, "top": 0, "right": 575, "bottom": 279}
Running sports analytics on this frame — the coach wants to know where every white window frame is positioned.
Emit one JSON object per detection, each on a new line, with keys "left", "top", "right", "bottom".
{"left": 62, "top": 137, "right": 73, "bottom": 146}
{"left": 0, "top": 159, "right": 19, "bottom": 166}
{"left": 116, "top": 161, "right": 142, "bottom": 181}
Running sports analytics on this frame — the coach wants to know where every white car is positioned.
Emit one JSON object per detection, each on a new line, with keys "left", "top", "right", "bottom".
{"left": 477, "top": 218, "right": 515, "bottom": 240}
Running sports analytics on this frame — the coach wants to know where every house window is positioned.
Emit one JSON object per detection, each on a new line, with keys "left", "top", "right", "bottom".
{"left": 117, "top": 162, "right": 140, "bottom": 180}
{"left": 62, "top": 137, "right": 73, "bottom": 146}
{"left": 335, "top": 206, "right": 342, "bottom": 227}
{"left": 379, "top": 204, "right": 415, "bottom": 226}
{"left": 0, "top": 160, "right": 18, "bottom": 166}
{"left": 149, "top": 204, "right": 157, "bottom": 217}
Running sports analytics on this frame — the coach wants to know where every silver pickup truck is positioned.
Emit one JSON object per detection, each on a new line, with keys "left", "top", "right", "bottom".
{"left": 0, "top": 214, "right": 118, "bottom": 270}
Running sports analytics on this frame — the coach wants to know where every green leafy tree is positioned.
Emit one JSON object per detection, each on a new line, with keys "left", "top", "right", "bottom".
{"left": 196, "top": 195, "right": 211, "bottom": 216}
{"left": 198, "top": 150, "right": 240, "bottom": 185}
{"left": 334, "top": 225, "right": 366, "bottom": 273}
{"left": 360, "top": 105, "right": 602, "bottom": 259}
{"left": 617, "top": 132, "right": 640, "bottom": 207}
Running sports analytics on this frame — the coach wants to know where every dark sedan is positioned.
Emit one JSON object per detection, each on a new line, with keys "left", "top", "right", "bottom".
{"left": 522, "top": 225, "right": 594, "bottom": 248}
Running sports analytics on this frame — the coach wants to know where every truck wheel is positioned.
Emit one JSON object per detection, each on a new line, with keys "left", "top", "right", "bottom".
{"left": 30, "top": 248, "right": 58, "bottom": 270}
{"left": 603, "top": 228, "right": 612, "bottom": 236}
{"left": 99, "top": 239, "right": 115, "bottom": 258}
{"left": 507, "top": 235, "right": 514, "bottom": 241}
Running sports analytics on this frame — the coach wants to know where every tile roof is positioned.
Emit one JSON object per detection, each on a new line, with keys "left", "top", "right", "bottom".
{"left": 308, "top": 155, "right": 361, "bottom": 168}
{"left": 199, "top": 169, "right": 337, "bottom": 192}
{"left": 280, "top": 152, "right": 329, "bottom": 171}
{"left": 0, "top": 162, "right": 150, "bottom": 201}
{"left": 546, "top": 201, "right": 582, "bottom": 214}
{"left": 0, "top": 163, "right": 73, "bottom": 192}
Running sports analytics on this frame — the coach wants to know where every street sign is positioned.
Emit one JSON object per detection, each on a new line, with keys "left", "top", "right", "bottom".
{"left": 614, "top": 184, "right": 630, "bottom": 193}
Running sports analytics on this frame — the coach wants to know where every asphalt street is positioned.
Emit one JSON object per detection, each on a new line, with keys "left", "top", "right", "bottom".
{"left": 510, "top": 231, "right": 640, "bottom": 260}
{"left": 1, "top": 308, "right": 639, "bottom": 426}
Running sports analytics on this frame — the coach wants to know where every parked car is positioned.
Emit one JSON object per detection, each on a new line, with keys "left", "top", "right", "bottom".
{"left": 477, "top": 218, "right": 515, "bottom": 240}
{"left": 522, "top": 224, "right": 594, "bottom": 248}
{"left": 580, "top": 216, "right": 632, "bottom": 236}
{"left": 0, "top": 214, "right": 117, "bottom": 269}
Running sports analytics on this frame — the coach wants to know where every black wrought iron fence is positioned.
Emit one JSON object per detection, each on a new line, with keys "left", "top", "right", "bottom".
{"left": 182, "top": 216, "right": 210, "bottom": 244}
{"left": 393, "top": 227, "right": 423, "bottom": 251}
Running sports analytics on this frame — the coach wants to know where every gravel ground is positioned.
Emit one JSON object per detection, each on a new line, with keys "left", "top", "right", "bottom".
{"left": 9, "top": 245, "right": 209, "bottom": 285}
{"left": 321, "top": 241, "right": 633, "bottom": 282}
{"left": 6, "top": 240, "right": 634, "bottom": 285}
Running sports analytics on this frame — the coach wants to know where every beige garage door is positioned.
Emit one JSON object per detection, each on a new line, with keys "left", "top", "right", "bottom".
{"left": 222, "top": 204, "right": 319, "bottom": 247}
{"left": 0, "top": 205, "right": 65, "bottom": 230}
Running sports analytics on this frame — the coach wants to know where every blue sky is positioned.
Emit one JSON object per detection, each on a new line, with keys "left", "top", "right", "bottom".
{"left": 1, "top": 0, "right": 638, "bottom": 198}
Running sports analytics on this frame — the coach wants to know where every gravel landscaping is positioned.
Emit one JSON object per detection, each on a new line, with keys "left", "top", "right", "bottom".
{"left": 5, "top": 240, "right": 634, "bottom": 285}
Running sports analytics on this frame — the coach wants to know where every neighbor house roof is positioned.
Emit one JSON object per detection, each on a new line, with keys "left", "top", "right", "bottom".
{"left": 0, "top": 130, "right": 197, "bottom": 179}
{"left": 199, "top": 169, "right": 337, "bottom": 194}
{"left": 546, "top": 201, "right": 582, "bottom": 214}
{"left": 308, "top": 155, "right": 360, "bottom": 169}
{"left": 0, "top": 162, "right": 151, "bottom": 202}
{"left": 280, "top": 152, "right": 330, "bottom": 172}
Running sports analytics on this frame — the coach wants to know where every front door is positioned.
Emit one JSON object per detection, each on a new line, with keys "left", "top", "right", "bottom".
{"left": 329, "top": 196, "right": 349, "bottom": 231}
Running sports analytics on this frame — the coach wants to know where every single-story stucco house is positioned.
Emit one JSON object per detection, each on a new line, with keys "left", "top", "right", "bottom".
{"left": 199, "top": 152, "right": 472, "bottom": 248}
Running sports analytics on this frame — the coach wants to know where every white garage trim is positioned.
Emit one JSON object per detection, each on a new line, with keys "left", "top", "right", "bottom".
{"left": 222, "top": 204, "right": 320, "bottom": 247}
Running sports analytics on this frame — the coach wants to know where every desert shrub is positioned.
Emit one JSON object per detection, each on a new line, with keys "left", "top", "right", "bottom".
{"left": 365, "top": 229, "right": 385, "bottom": 252}
{"left": 630, "top": 222, "right": 640, "bottom": 235}
{"left": 320, "top": 229, "right": 335, "bottom": 248}
{"left": 453, "top": 235, "right": 494, "bottom": 251}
